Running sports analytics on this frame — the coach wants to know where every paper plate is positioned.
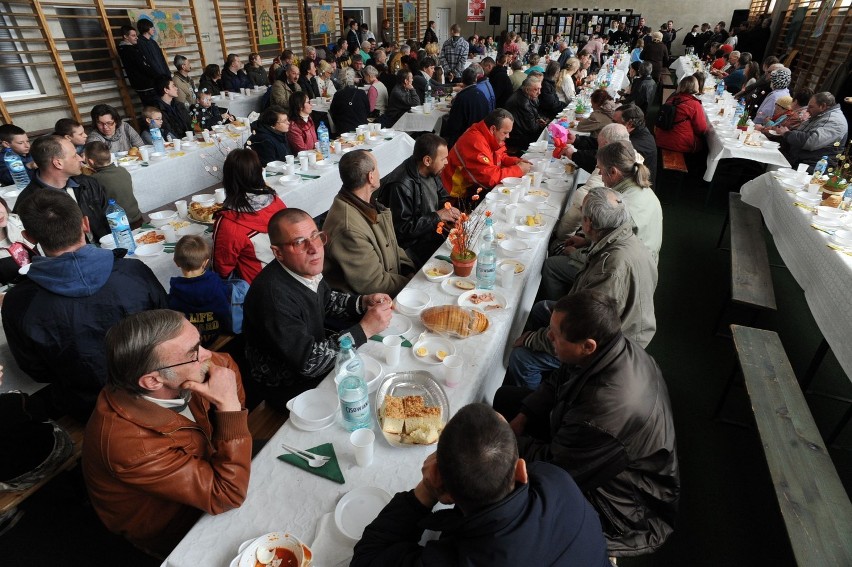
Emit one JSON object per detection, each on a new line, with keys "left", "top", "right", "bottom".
{"left": 412, "top": 335, "right": 456, "bottom": 364}
{"left": 383, "top": 312, "right": 412, "bottom": 338}
{"left": 457, "top": 289, "right": 508, "bottom": 312}
{"left": 334, "top": 487, "right": 392, "bottom": 541}
{"left": 441, "top": 277, "right": 476, "bottom": 296}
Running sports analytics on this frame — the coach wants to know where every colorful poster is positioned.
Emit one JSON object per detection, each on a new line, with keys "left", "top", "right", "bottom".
{"left": 256, "top": 0, "right": 278, "bottom": 45}
{"left": 402, "top": 2, "right": 416, "bottom": 24}
{"left": 467, "top": 0, "right": 485, "bottom": 23}
{"left": 811, "top": 0, "right": 837, "bottom": 39}
{"left": 128, "top": 9, "right": 186, "bottom": 49}
{"left": 312, "top": 5, "right": 335, "bottom": 35}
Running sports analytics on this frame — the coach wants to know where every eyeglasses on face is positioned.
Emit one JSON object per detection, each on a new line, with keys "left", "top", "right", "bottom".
{"left": 274, "top": 230, "right": 328, "bottom": 253}
{"left": 98, "top": 120, "right": 116, "bottom": 127}
{"left": 154, "top": 343, "right": 200, "bottom": 372}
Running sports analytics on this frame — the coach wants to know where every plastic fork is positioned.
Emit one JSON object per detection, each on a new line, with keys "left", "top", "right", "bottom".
{"left": 280, "top": 443, "right": 330, "bottom": 468}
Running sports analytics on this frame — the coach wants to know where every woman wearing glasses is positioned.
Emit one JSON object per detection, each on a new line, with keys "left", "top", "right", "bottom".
{"left": 87, "top": 104, "right": 144, "bottom": 152}
{"left": 212, "top": 149, "right": 287, "bottom": 284}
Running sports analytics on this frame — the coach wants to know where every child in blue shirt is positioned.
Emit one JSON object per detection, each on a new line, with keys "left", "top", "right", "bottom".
{"left": 0, "top": 124, "right": 36, "bottom": 187}
{"left": 168, "top": 234, "right": 232, "bottom": 347}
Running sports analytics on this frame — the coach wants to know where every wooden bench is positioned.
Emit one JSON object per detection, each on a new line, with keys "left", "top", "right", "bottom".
{"left": 713, "top": 193, "right": 776, "bottom": 333}
{"left": 0, "top": 415, "right": 84, "bottom": 515}
{"left": 728, "top": 325, "right": 852, "bottom": 565}
{"left": 659, "top": 148, "right": 689, "bottom": 198}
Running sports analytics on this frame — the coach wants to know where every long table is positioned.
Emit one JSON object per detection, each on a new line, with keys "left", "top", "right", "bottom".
{"left": 740, "top": 173, "right": 852, "bottom": 380}
{"left": 162, "top": 168, "right": 579, "bottom": 567}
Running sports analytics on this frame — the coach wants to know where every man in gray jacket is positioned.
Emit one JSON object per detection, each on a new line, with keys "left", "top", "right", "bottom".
{"left": 507, "top": 187, "right": 658, "bottom": 389}
{"left": 777, "top": 91, "right": 848, "bottom": 171}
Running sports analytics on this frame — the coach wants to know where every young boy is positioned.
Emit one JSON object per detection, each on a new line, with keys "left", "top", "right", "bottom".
{"left": 168, "top": 235, "right": 232, "bottom": 347}
{"left": 0, "top": 124, "right": 36, "bottom": 187}
{"left": 85, "top": 141, "right": 143, "bottom": 229}
{"left": 189, "top": 92, "right": 233, "bottom": 131}
{"left": 140, "top": 106, "right": 178, "bottom": 145}
{"left": 54, "top": 118, "right": 88, "bottom": 154}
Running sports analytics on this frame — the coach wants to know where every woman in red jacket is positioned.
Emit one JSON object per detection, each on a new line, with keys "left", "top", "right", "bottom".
{"left": 212, "top": 149, "right": 286, "bottom": 284}
{"left": 286, "top": 92, "right": 319, "bottom": 153}
{"left": 655, "top": 76, "right": 708, "bottom": 154}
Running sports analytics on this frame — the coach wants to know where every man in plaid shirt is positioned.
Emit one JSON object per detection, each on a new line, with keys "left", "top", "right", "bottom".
{"left": 439, "top": 24, "right": 470, "bottom": 83}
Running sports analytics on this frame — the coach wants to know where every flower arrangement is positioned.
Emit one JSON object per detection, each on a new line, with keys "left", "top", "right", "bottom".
{"left": 199, "top": 135, "right": 239, "bottom": 180}
{"left": 825, "top": 140, "right": 851, "bottom": 193}
{"left": 436, "top": 189, "right": 491, "bottom": 260}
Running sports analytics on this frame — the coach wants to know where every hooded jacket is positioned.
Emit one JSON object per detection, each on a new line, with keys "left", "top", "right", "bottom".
{"left": 15, "top": 174, "right": 112, "bottom": 240}
{"left": 246, "top": 121, "right": 292, "bottom": 167}
{"left": 518, "top": 333, "right": 679, "bottom": 556}
{"left": 1, "top": 246, "right": 168, "bottom": 420}
{"left": 441, "top": 120, "right": 524, "bottom": 198}
{"left": 168, "top": 269, "right": 233, "bottom": 346}
{"left": 212, "top": 195, "right": 286, "bottom": 284}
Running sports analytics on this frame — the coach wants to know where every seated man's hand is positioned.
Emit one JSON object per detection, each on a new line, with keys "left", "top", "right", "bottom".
{"left": 363, "top": 293, "right": 392, "bottom": 308}
{"left": 182, "top": 364, "right": 241, "bottom": 412}
{"left": 437, "top": 206, "right": 460, "bottom": 222}
{"left": 509, "top": 413, "right": 528, "bottom": 436}
{"left": 414, "top": 452, "right": 451, "bottom": 508}
{"left": 512, "top": 330, "right": 532, "bottom": 348}
{"left": 774, "top": 125, "right": 789, "bottom": 135}
{"left": 564, "top": 234, "right": 589, "bottom": 249}
{"left": 517, "top": 161, "right": 532, "bottom": 174}
{"left": 360, "top": 300, "right": 393, "bottom": 337}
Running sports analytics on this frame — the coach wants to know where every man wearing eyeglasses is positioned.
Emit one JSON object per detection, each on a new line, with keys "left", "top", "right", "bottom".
{"left": 243, "top": 207, "right": 392, "bottom": 413}
{"left": 82, "top": 309, "right": 251, "bottom": 558}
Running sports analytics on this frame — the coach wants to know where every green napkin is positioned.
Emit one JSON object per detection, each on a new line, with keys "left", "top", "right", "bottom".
{"left": 370, "top": 335, "right": 413, "bottom": 348}
{"left": 277, "top": 443, "right": 345, "bottom": 484}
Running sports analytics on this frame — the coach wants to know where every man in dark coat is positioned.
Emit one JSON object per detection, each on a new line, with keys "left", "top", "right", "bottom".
{"left": 376, "top": 134, "right": 460, "bottom": 267}
{"left": 351, "top": 403, "right": 610, "bottom": 567}
{"left": 481, "top": 55, "right": 513, "bottom": 108}
{"left": 442, "top": 67, "right": 490, "bottom": 147}
{"left": 153, "top": 76, "right": 192, "bottom": 136}
{"left": 116, "top": 25, "right": 158, "bottom": 105}
{"left": 3, "top": 190, "right": 167, "bottom": 421}
{"left": 495, "top": 289, "right": 679, "bottom": 558}
{"left": 615, "top": 104, "right": 659, "bottom": 188}
{"left": 136, "top": 18, "right": 170, "bottom": 80}
{"left": 503, "top": 76, "right": 546, "bottom": 154}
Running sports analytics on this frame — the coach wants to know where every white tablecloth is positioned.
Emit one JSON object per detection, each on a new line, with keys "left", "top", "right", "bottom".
{"left": 670, "top": 56, "right": 703, "bottom": 84}
{"left": 162, "top": 169, "right": 579, "bottom": 567}
{"left": 392, "top": 109, "right": 447, "bottom": 134}
{"left": 216, "top": 90, "right": 266, "bottom": 119}
{"left": 740, "top": 174, "right": 852, "bottom": 380}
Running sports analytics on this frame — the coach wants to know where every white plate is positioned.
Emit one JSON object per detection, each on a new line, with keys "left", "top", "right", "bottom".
{"left": 334, "top": 487, "right": 392, "bottom": 541}
{"left": 134, "top": 229, "right": 165, "bottom": 246}
{"left": 412, "top": 335, "right": 456, "bottom": 364}
{"left": 374, "top": 370, "right": 450, "bottom": 447}
{"left": 458, "top": 289, "right": 508, "bottom": 311}
{"left": 811, "top": 214, "right": 842, "bottom": 228}
{"left": 361, "top": 354, "right": 384, "bottom": 393}
{"left": 441, "top": 277, "right": 476, "bottom": 296}
{"left": 134, "top": 243, "right": 164, "bottom": 256}
{"left": 288, "top": 412, "right": 336, "bottom": 432}
{"left": 498, "top": 259, "right": 526, "bottom": 274}
{"left": 383, "top": 312, "right": 412, "bottom": 338}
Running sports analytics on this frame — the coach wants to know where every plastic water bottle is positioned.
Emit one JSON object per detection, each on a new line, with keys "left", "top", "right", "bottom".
{"left": 336, "top": 336, "right": 370, "bottom": 431}
{"left": 813, "top": 156, "right": 829, "bottom": 179}
{"left": 150, "top": 125, "right": 166, "bottom": 154}
{"left": 475, "top": 217, "right": 497, "bottom": 290}
{"left": 105, "top": 199, "right": 136, "bottom": 254}
{"left": 716, "top": 80, "right": 725, "bottom": 98}
{"left": 317, "top": 121, "right": 330, "bottom": 160}
{"left": 4, "top": 148, "right": 29, "bottom": 190}
{"left": 425, "top": 82, "right": 434, "bottom": 107}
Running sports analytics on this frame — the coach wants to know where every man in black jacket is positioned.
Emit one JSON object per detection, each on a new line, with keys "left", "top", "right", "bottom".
{"left": 494, "top": 289, "right": 679, "bottom": 558}
{"left": 136, "top": 18, "right": 170, "bottom": 80}
{"left": 377, "top": 134, "right": 460, "bottom": 267}
{"left": 14, "top": 136, "right": 110, "bottom": 240}
{"left": 614, "top": 104, "right": 658, "bottom": 188}
{"left": 117, "top": 25, "right": 158, "bottom": 105}
{"left": 503, "top": 76, "right": 546, "bottom": 155}
{"left": 3, "top": 190, "right": 168, "bottom": 422}
{"left": 154, "top": 76, "right": 193, "bottom": 136}
{"left": 481, "top": 55, "right": 512, "bottom": 108}
{"left": 351, "top": 403, "right": 610, "bottom": 567}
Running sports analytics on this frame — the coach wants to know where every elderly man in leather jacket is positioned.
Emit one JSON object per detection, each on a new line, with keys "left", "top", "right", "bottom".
{"left": 503, "top": 75, "right": 547, "bottom": 155}
{"left": 82, "top": 310, "right": 252, "bottom": 558}
{"left": 378, "top": 134, "right": 460, "bottom": 267}
{"left": 495, "top": 288, "right": 679, "bottom": 559}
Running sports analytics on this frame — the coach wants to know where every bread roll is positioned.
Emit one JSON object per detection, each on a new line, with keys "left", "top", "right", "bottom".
{"left": 420, "top": 306, "right": 489, "bottom": 338}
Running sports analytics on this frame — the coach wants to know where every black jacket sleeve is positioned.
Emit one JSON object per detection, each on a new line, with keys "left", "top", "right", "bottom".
{"left": 351, "top": 490, "right": 430, "bottom": 567}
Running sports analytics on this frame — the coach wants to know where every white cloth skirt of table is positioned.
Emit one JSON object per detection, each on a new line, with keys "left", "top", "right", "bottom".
{"left": 670, "top": 56, "right": 699, "bottom": 84}
{"left": 162, "top": 167, "right": 579, "bottom": 567}
{"left": 740, "top": 174, "right": 852, "bottom": 380}
{"left": 392, "top": 110, "right": 447, "bottom": 133}
{"left": 273, "top": 133, "right": 415, "bottom": 218}
{"left": 217, "top": 91, "right": 265, "bottom": 118}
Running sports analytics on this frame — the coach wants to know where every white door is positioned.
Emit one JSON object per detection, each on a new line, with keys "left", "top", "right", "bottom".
{"left": 435, "top": 8, "right": 450, "bottom": 45}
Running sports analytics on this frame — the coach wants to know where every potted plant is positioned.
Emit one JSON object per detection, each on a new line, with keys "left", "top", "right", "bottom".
{"left": 436, "top": 191, "right": 489, "bottom": 277}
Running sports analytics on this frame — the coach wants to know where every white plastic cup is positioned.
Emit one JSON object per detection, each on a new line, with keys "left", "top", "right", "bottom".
{"left": 300, "top": 157, "right": 309, "bottom": 172}
{"left": 285, "top": 154, "right": 295, "bottom": 166}
{"left": 185, "top": 131, "right": 194, "bottom": 141}
{"left": 174, "top": 199, "right": 188, "bottom": 217}
{"left": 227, "top": 91, "right": 235, "bottom": 100}
{"left": 307, "top": 153, "right": 317, "bottom": 166}
{"left": 214, "top": 188, "right": 226, "bottom": 203}
{"left": 160, "top": 224, "right": 176, "bottom": 243}
{"left": 500, "top": 263, "right": 516, "bottom": 288}
{"left": 284, "top": 163, "right": 296, "bottom": 175}
{"left": 505, "top": 203, "right": 519, "bottom": 225}
{"left": 508, "top": 187, "right": 521, "bottom": 204}
{"left": 442, "top": 355, "right": 464, "bottom": 387}
{"left": 201, "top": 130, "right": 211, "bottom": 143}
{"left": 808, "top": 183, "right": 821, "bottom": 194}
{"left": 350, "top": 428, "right": 375, "bottom": 467}
{"left": 382, "top": 335, "right": 402, "bottom": 366}
{"left": 333, "top": 140, "right": 342, "bottom": 154}
{"left": 139, "top": 147, "right": 150, "bottom": 162}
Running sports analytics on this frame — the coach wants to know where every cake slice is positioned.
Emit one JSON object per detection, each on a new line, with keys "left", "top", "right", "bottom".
{"left": 381, "top": 395, "right": 405, "bottom": 434}
{"left": 402, "top": 395, "right": 425, "bottom": 416}
{"left": 404, "top": 405, "right": 442, "bottom": 433}
{"left": 407, "top": 424, "right": 440, "bottom": 444}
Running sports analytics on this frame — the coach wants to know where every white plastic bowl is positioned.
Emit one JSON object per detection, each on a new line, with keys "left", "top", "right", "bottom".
{"left": 501, "top": 177, "right": 524, "bottom": 187}
{"left": 148, "top": 210, "right": 178, "bottom": 227}
{"left": 499, "top": 239, "right": 530, "bottom": 257}
{"left": 134, "top": 243, "right": 164, "bottom": 256}
{"left": 422, "top": 259, "right": 453, "bottom": 282}
{"left": 192, "top": 193, "right": 216, "bottom": 205}
{"left": 99, "top": 234, "right": 116, "bottom": 249}
{"left": 341, "top": 132, "right": 357, "bottom": 142}
{"left": 394, "top": 289, "right": 431, "bottom": 316}
{"left": 795, "top": 191, "right": 821, "bottom": 206}
{"left": 515, "top": 225, "right": 546, "bottom": 239}
{"left": 279, "top": 173, "right": 301, "bottom": 186}
{"left": 831, "top": 229, "right": 852, "bottom": 248}
{"left": 523, "top": 194, "right": 548, "bottom": 206}
{"left": 148, "top": 151, "right": 166, "bottom": 162}
{"left": 285, "top": 389, "right": 339, "bottom": 429}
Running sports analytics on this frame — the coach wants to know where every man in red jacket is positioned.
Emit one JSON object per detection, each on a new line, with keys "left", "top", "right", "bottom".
{"left": 441, "top": 109, "right": 531, "bottom": 200}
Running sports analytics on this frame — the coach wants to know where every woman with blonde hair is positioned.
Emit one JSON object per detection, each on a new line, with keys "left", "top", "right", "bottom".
{"left": 315, "top": 60, "right": 337, "bottom": 97}
{"left": 556, "top": 58, "right": 580, "bottom": 103}
{"left": 640, "top": 31, "right": 669, "bottom": 81}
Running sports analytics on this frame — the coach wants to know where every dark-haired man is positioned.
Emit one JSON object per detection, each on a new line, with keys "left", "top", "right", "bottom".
{"left": 136, "top": 18, "right": 170, "bottom": 80}
{"left": 3, "top": 190, "right": 167, "bottom": 421}
{"left": 154, "top": 76, "right": 193, "bottom": 136}
{"left": 117, "top": 25, "right": 159, "bottom": 105}
{"left": 244, "top": 208, "right": 391, "bottom": 411}
{"left": 351, "top": 403, "right": 610, "bottom": 566}
{"left": 377, "top": 134, "right": 459, "bottom": 267}
{"left": 82, "top": 309, "right": 249, "bottom": 557}
{"left": 323, "top": 150, "right": 415, "bottom": 295}
{"left": 495, "top": 289, "right": 679, "bottom": 559}
{"left": 442, "top": 65, "right": 490, "bottom": 148}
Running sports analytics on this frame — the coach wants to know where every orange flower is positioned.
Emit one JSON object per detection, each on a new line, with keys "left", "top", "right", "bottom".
{"left": 444, "top": 202, "right": 452, "bottom": 210}
{"left": 435, "top": 228, "right": 443, "bottom": 234}
{"left": 471, "top": 194, "right": 480, "bottom": 201}
{"left": 476, "top": 187, "right": 483, "bottom": 194}
{"left": 484, "top": 209, "right": 492, "bottom": 217}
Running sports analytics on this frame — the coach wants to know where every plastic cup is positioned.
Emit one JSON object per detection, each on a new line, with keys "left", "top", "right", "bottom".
{"left": 350, "top": 428, "right": 375, "bottom": 467}
{"left": 139, "top": 147, "right": 150, "bottom": 162}
{"left": 382, "top": 335, "right": 402, "bottom": 366}
{"left": 500, "top": 263, "right": 516, "bottom": 288}
{"left": 308, "top": 153, "right": 317, "bottom": 166}
{"left": 185, "top": 131, "right": 194, "bottom": 141}
{"left": 201, "top": 130, "right": 211, "bottom": 143}
{"left": 160, "top": 224, "right": 176, "bottom": 243}
{"left": 300, "top": 157, "right": 309, "bottom": 171}
{"left": 214, "top": 188, "right": 226, "bottom": 203}
{"left": 505, "top": 204, "right": 519, "bottom": 225}
{"left": 174, "top": 199, "right": 188, "bottom": 217}
{"left": 333, "top": 140, "right": 342, "bottom": 154}
{"left": 284, "top": 163, "right": 296, "bottom": 175}
{"left": 285, "top": 154, "right": 295, "bottom": 166}
{"left": 442, "top": 355, "right": 464, "bottom": 388}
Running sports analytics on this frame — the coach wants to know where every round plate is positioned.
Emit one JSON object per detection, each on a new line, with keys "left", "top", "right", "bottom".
{"left": 235, "top": 532, "right": 310, "bottom": 567}
{"left": 334, "top": 487, "right": 392, "bottom": 541}
{"left": 383, "top": 312, "right": 412, "bottom": 337}
{"left": 374, "top": 370, "right": 450, "bottom": 448}
{"left": 134, "top": 243, "right": 165, "bottom": 256}
{"left": 811, "top": 214, "right": 843, "bottom": 228}
{"left": 542, "top": 179, "right": 571, "bottom": 192}
{"left": 134, "top": 229, "right": 165, "bottom": 246}
{"left": 498, "top": 259, "right": 526, "bottom": 274}
{"left": 288, "top": 412, "right": 336, "bottom": 432}
{"left": 412, "top": 335, "right": 456, "bottom": 364}
{"left": 361, "top": 354, "right": 384, "bottom": 393}
{"left": 457, "top": 289, "right": 508, "bottom": 312}
{"left": 441, "top": 277, "right": 476, "bottom": 296}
